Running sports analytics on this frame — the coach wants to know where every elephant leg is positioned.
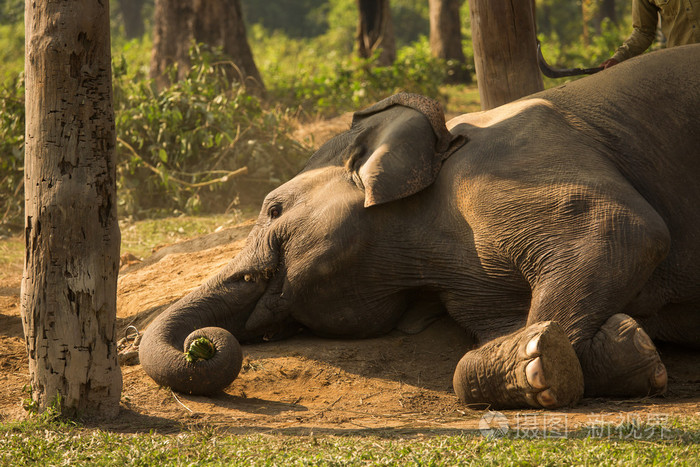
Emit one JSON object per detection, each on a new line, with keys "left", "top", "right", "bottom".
{"left": 578, "top": 313, "right": 667, "bottom": 396}
{"left": 641, "top": 303, "right": 700, "bottom": 350}
{"left": 453, "top": 321, "right": 583, "bottom": 409}
{"left": 519, "top": 187, "right": 672, "bottom": 399}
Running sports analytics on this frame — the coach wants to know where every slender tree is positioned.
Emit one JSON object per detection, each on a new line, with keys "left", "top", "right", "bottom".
{"left": 429, "top": 0, "right": 471, "bottom": 83}
{"left": 356, "top": 0, "right": 396, "bottom": 66}
{"left": 117, "top": 0, "right": 145, "bottom": 39}
{"left": 22, "top": 0, "right": 122, "bottom": 418}
{"left": 150, "top": 0, "right": 264, "bottom": 92}
{"left": 468, "top": 0, "right": 543, "bottom": 110}
{"left": 582, "top": 0, "right": 594, "bottom": 46}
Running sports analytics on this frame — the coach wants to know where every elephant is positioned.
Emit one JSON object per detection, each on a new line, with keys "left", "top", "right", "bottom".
{"left": 138, "top": 44, "right": 700, "bottom": 409}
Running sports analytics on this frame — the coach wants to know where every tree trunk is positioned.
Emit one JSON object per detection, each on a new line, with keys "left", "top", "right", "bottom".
{"left": 356, "top": 0, "right": 396, "bottom": 66}
{"left": 150, "top": 0, "right": 193, "bottom": 89}
{"left": 23, "top": 0, "right": 122, "bottom": 418}
{"left": 118, "top": 0, "right": 145, "bottom": 39}
{"left": 468, "top": 0, "right": 543, "bottom": 110}
{"left": 582, "top": 0, "right": 593, "bottom": 46}
{"left": 598, "top": 0, "right": 617, "bottom": 24}
{"left": 150, "top": 0, "right": 264, "bottom": 92}
{"left": 192, "top": 0, "right": 264, "bottom": 90}
{"left": 429, "top": 0, "right": 471, "bottom": 84}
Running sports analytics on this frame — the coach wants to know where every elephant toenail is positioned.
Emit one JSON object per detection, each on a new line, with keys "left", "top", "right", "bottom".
{"left": 525, "top": 392, "right": 540, "bottom": 408}
{"left": 536, "top": 389, "right": 558, "bottom": 407}
{"left": 633, "top": 327, "right": 656, "bottom": 353}
{"left": 653, "top": 363, "right": 668, "bottom": 390}
{"left": 525, "top": 336, "right": 541, "bottom": 357}
{"left": 526, "top": 357, "right": 547, "bottom": 389}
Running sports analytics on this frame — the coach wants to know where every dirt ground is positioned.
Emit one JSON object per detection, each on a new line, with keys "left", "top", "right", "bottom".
{"left": 1, "top": 217, "right": 699, "bottom": 436}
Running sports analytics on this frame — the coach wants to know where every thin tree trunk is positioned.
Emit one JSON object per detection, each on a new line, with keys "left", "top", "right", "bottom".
{"left": 192, "top": 0, "right": 264, "bottom": 90}
{"left": 469, "top": 0, "right": 543, "bottom": 110}
{"left": 118, "top": 0, "right": 145, "bottom": 39}
{"left": 150, "top": 0, "right": 264, "bottom": 92}
{"left": 598, "top": 0, "right": 617, "bottom": 24}
{"left": 357, "top": 0, "right": 396, "bottom": 66}
{"left": 23, "top": 0, "right": 121, "bottom": 418}
{"left": 429, "top": 0, "right": 471, "bottom": 84}
{"left": 150, "top": 0, "right": 195, "bottom": 89}
{"left": 582, "top": 0, "right": 593, "bottom": 46}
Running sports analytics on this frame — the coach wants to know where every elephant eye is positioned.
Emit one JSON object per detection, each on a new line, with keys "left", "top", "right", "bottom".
{"left": 268, "top": 205, "right": 282, "bottom": 219}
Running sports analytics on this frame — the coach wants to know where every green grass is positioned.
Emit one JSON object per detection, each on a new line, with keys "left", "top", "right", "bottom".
{"left": 0, "top": 232, "right": 23, "bottom": 269}
{"left": 442, "top": 84, "right": 482, "bottom": 115}
{"left": 0, "top": 416, "right": 698, "bottom": 465}
{"left": 0, "top": 212, "right": 260, "bottom": 280}
{"left": 118, "top": 212, "right": 255, "bottom": 260}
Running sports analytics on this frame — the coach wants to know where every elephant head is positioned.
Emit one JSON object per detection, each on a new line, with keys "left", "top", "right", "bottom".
{"left": 138, "top": 93, "right": 467, "bottom": 395}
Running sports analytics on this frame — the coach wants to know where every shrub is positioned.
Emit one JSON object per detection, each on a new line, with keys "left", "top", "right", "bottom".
{"left": 113, "top": 44, "right": 309, "bottom": 218}
{"left": 251, "top": 28, "right": 448, "bottom": 116}
{"left": 0, "top": 74, "right": 24, "bottom": 231}
{"left": 0, "top": 45, "right": 310, "bottom": 231}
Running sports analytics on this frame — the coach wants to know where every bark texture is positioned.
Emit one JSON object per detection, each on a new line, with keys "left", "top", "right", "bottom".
{"left": 150, "top": 0, "right": 264, "bottom": 92}
{"left": 429, "top": 0, "right": 471, "bottom": 83}
{"left": 357, "top": 0, "right": 396, "bottom": 66}
{"left": 22, "top": 0, "right": 122, "bottom": 418}
{"left": 468, "top": 0, "right": 543, "bottom": 110}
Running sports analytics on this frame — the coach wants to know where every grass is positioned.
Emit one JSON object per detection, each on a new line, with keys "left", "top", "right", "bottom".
{"left": 0, "top": 211, "right": 260, "bottom": 281}
{"left": 442, "top": 84, "right": 482, "bottom": 116}
{"left": 118, "top": 211, "right": 255, "bottom": 260}
{"left": 0, "top": 415, "right": 698, "bottom": 465}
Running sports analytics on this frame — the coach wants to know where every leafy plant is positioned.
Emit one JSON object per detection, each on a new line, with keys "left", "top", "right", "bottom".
{"left": 252, "top": 28, "right": 449, "bottom": 116}
{"left": 113, "top": 43, "right": 309, "bottom": 218}
{"left": 0, "top": 73, "right": 25, "bottom": 232}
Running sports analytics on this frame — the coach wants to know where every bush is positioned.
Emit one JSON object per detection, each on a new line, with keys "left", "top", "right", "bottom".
{"left": 0, "top": 45, "right": 310, "bottom": 231}
{"left": 114, "top": 44, "right": 309, "bottom": 218}
{"left": 251, "top": 27, "right": 448, "bottom": 116}
{"left": 0, "top": 74, "right": 24, "bottom": 231}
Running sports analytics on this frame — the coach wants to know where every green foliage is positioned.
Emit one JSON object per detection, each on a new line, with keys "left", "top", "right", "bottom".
{"left": 0, "top": 74, "right": 24, "bottom": 230}
{"left": 241, "top": 0, "right": 329, "bottom": 38}
{"left": 392, "top": 0, "right": 430, "bottom": 47}
{"left": 0, "top": 21, "right": 24, "bottom": 85}
{"left": 241, "top": 0, "right": 430, "bottom": 47}
{"left": 0, "top": 43, "right": 309, "bottom": 228}
{"left": 251, "top": 27, "right": 448, "bottom": 116}
{"left": 0, "top": 0, "right": 22, "bottom": 23}
{"left": 113, "top": 43, "right": 309, "bottom": 218}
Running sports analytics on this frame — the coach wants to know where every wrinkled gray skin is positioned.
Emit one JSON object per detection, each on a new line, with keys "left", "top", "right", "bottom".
{"left": 140, "top": 45, "right": 700, "bottom": 408}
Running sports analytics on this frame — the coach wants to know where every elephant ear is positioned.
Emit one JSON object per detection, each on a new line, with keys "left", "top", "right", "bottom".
{"left": 349, "top": 93, "right": 467, "bottom": 207}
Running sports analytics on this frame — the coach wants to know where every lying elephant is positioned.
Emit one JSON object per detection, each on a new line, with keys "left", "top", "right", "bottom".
{"left": 139, "top": 44, "right": 700, "bottom": 409}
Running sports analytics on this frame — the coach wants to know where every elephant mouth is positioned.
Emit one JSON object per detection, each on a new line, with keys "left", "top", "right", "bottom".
{"left": 241, "top": 262, "right": 290, "bottom": 333}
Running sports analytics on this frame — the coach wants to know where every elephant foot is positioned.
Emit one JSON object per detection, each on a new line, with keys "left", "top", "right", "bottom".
{"left": 453, "top": 321, "right": 584, "bottom": 409}
{"left": 581, "top": 313, "right": 667, "bottom": 397}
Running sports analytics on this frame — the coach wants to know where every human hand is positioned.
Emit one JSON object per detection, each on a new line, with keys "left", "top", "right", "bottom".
{"left": 600, "top": 58, "right": 619, "bottom": 69}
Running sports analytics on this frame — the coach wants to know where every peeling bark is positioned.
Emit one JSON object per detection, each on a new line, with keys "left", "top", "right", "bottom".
{"left": 22, "top": 0, "right": 122, "bottom": 418}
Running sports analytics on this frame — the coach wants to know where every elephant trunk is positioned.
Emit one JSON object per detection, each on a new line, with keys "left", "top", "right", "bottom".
{"left": 138, "top": 271, "right": 267, "bottom": 395}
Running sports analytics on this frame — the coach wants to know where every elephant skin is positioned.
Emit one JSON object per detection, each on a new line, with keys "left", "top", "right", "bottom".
{"left": 139, "top": 44, "right": 700, "bottom": 408}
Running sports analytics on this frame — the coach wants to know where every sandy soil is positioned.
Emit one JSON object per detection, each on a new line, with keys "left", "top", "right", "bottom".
{"left": 1, "top": 219, "right": 698, "bottom": 436}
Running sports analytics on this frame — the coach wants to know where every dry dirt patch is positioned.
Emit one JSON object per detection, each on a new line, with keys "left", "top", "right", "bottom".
{"left": 1, "top": 220, "right": 698, "bottom": 435}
